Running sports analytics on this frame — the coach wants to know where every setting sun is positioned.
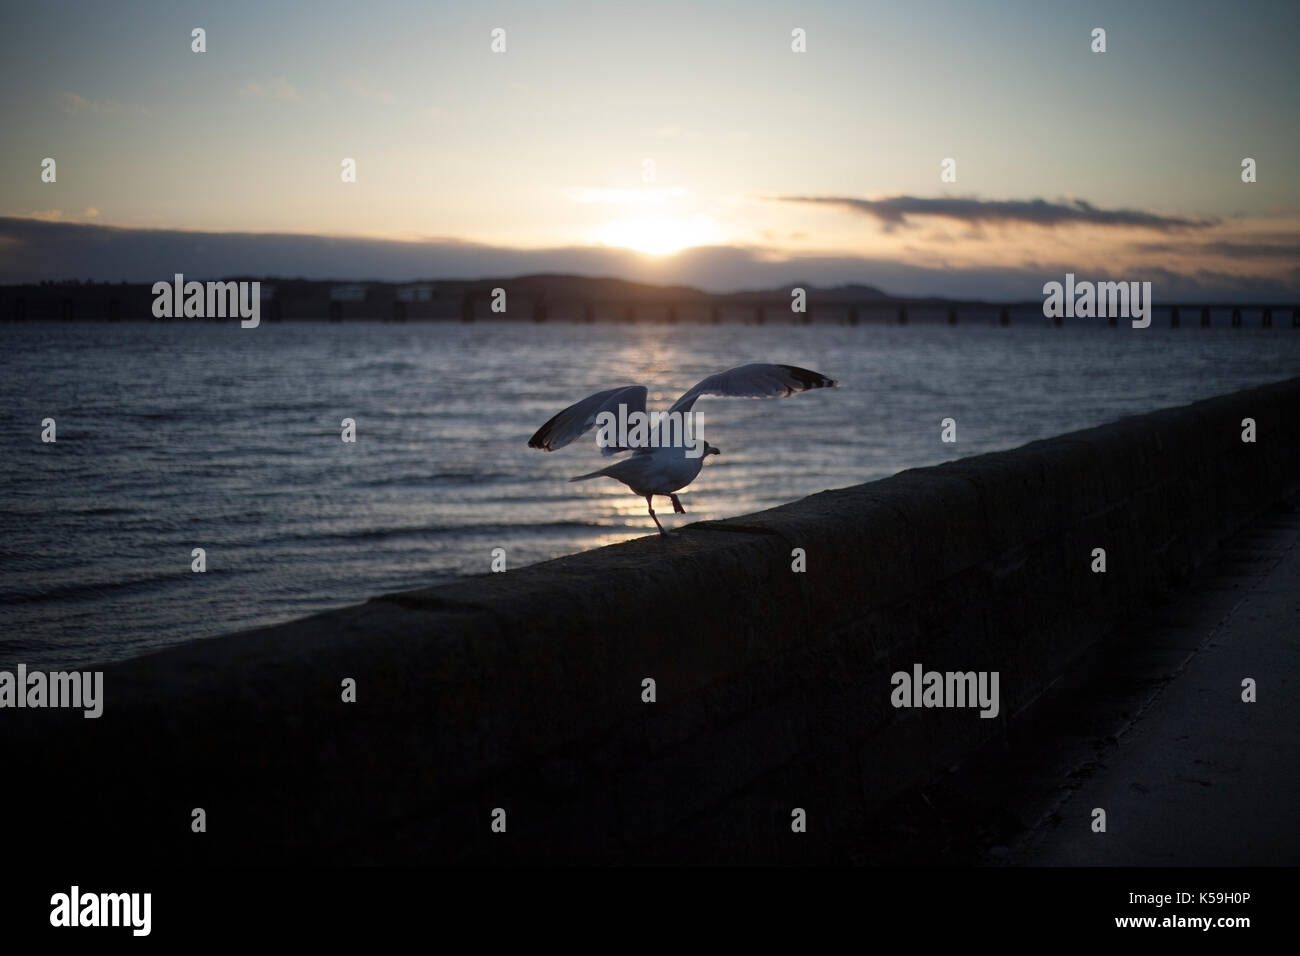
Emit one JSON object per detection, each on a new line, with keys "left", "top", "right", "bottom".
{"left": 591, "top": 215, "right": 724, "bottom": 256}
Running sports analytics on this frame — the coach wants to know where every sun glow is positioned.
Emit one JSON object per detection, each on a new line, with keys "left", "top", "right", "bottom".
{"left": 591, "top": 215, "right": 724, "bottom": 256}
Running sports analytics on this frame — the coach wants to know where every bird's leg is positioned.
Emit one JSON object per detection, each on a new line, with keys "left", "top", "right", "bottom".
{"left": 646, "top": 496, "right": 668, "bottom": 536}
{"left": 669, "top": 493, "right": 686, "bottom": 514}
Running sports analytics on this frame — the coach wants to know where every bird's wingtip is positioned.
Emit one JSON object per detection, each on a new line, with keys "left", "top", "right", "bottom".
{"left": 778, "top": 364, "right": 837, "bottom": 391}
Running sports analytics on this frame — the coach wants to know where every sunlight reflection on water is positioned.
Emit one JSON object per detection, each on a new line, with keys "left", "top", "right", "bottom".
{"left": 2, "top": 319, "right": 1297, "bottom": 666}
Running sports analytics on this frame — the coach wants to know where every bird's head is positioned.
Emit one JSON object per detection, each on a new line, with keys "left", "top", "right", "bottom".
{"left": 704, "top": 442, "right": 721, "bottom": 457}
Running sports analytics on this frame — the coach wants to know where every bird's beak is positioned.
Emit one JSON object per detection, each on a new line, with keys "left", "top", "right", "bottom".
{"left": 710, "top": 447, "right": 721, "bottom": 456}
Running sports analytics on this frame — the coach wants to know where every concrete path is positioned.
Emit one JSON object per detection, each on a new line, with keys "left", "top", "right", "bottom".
{"left": 1007, "top": 503, "right": 1300, "bottom": 865}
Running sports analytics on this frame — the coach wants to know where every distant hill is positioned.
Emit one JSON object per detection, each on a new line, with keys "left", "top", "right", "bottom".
{"left": 3, "top": 274, "right": 1284, "bottom": 324}
{"left": 0, "top": 273, "right": 1000, "bottom": 323}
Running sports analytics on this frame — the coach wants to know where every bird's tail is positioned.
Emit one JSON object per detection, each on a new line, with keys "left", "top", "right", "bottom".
{"left": 568, "top": 465, "right": 613, "bottom": 482}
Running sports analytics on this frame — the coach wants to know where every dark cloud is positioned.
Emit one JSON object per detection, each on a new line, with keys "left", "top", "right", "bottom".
{"left": 778, "top": 195, "right": 1218, "bottom": 232}
{"left": 0, "top": 217, "right": 1293, "bottom": 301}
{"left": 1133, "top": 238, "right": 1300, "bottom": 260}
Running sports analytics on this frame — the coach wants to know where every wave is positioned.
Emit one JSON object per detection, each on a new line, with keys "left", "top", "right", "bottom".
{"left": 261, "top": 519, "right": 621, "bottom": 547}
{"left": 0, "top": 571, "right": 191, "bottom": 606}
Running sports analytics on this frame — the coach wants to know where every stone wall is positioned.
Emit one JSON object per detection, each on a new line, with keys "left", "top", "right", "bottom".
{"left": 4, "top": 378, "right": 1297, "bottom": 864}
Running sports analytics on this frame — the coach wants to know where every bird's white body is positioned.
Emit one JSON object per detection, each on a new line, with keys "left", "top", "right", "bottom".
{"left": 569, "top": 444, "right": 706, "bottom": 497}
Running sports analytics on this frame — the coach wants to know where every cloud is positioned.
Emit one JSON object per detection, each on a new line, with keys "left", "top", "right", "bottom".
{"left": 1132, "top": 238, "right": 1300, "bottom": 260}
{"left": 58, "top": 91, "right": 93, "bottom": 112}
{"left": 342, "top": 74, "right": 395, "bottom": 104}
{"left": 564, "top": 186, "right": 686, "bottom": 205}
{"left": 0, "top": 217, "right": 1294, "bottom": 302}
{"left": 22, "top": 208, "right": 105, "bottom": 224}
{"left": 57, "top": 91, "right": 148, "bottom": 116}
{"left": 777, "top": 194, "right": 1218, "bottom": 232}
{"left": 239, "top": 78, "right": 300, "bottom": 101}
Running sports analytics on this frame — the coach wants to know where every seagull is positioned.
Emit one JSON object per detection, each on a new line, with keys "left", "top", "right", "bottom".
{"left": 528, "top": 363, "right": 837, "bottom": 535}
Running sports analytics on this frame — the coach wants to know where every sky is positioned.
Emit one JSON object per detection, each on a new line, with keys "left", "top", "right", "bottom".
{"left": 1, "top": 0, "right": 1298, "bottom": 297}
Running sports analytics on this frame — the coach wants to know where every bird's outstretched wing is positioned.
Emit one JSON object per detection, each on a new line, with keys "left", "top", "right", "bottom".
{"left": 528, "top": 384, "right": 648, "bottom": 454}
{"left": 669, "top": 363, "right": 836, "bottom": 413}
